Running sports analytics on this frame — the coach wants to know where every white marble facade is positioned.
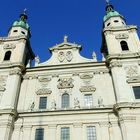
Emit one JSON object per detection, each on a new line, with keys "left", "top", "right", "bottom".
{"left": 0, "top": 3, "right": 140, "bottom": 140}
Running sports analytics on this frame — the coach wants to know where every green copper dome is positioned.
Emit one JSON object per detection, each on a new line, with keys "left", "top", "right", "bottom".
{"left": 12, "top": 10, "right": 30, "bottom": 30}
{"left": 103, "top": 4, "right": 124, "bottom": 22}
{"left": 12, "top": 20, "right": 30, "bottom": 30}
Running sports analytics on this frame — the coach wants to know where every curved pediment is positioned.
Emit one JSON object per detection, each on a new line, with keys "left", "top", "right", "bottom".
{"left": 35, "top": 36, "right": 97, "bottom": 66}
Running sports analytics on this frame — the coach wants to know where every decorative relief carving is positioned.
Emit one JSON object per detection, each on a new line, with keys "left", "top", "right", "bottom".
{"left": 57, "top": 77, "right": 74, "bottom": 89}
{"left": 36, "top": 88, "right": 52, "bottom": 95}
{"left": 79, "top": 85, "right": 96, "bottom": 92}
{"left": 115, "top": 33, "right": 129, "bottom": 39}
{"left": 58, "top": 51, "right": 73, "bottom": 62}
{"left": 36, "top": 76, "right": 52, "bottom": 95}
{"left": 9, "top": 69, "right": 22, "bottom": 75}
{"left": 66, "top": 51, "right": 73, "bottom": 62}
{"left": 126, "top": 76, "right": 140, "bottom": 83}
{"left": 3, "top": 44, "right": 16, "bottom": 50}
{"left": 80, "top": 73, "right": 93, "bottom": 79}
{"left": 124, "top": 65, "right": 138, "bottom": 78}
{"left": 58, "top": 52, "right": 65, "bottom": 62}
{"left": 38, "top": 76, "right": 51, "bottom": 83}
{"left": 23, "top": 74, "right": 38, "bottom": 80}
{"left": 0, "top": 75, "right": 8, "bottom": 92}
{"left": 110, "top": 61, "right": 122, "bottom": 68}
{"left": 80, "top": 73, "right": 93, "bottom": 86}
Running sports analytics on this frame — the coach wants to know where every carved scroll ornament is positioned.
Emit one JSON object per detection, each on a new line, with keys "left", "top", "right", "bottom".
{"left": 57, "top": 77, "right": 74, "bottom": 89}
{"left": 79, "top": 85, "right": 96, "bottom": 93}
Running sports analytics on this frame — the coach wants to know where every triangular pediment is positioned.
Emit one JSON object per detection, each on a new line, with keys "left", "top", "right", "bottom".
{"left": 49, "top": 42, "right": 81, "bottom": 51}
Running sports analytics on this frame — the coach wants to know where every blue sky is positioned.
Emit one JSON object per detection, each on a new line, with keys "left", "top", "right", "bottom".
{"left": 0, "top": 0, "right": 140, "bottom": 62}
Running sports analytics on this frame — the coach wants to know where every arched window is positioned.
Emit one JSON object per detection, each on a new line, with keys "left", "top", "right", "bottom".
{"left": 4, "top": 51, "right": 11, "bottom": 61}
{"left": 62, "top": 93, "right": 70, "bottom": 108}
{"left": 120, "top": 41, "right": 129, "bottom": 51}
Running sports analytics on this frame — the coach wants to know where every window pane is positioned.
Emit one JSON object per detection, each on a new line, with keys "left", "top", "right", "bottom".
{"left": 62, "top": 93, "right": 69, "bottom": 108}
{"left": 35, "top": 128, "right": 44, "bottom": 140}
{"left": 133, "top": 87, "right": 140, "bottom": 99}
{"left": 87, "top": 126, "right": 96, "bottom": 140}
{"left": 39, "top": 97, "right": 47, "bottom": 109}
{"left": 84, "top": 94, "right": 93, "bottom": 107}
{"left": 61, "top": 127, "right": 70, "bottom": 140}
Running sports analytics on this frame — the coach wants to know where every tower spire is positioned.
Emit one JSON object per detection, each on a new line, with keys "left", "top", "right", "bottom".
{"left": 105, "top": 0, "right": 114, "bottom": 13}
{"left": 20, "top": 8, "right": 28, "bottom": 22}
{"left": 106, "top": 0, "right": 110, "bottom": 5}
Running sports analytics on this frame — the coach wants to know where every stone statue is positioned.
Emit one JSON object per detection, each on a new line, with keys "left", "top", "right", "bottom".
{"left": 102, "top": 53, "right": 105, "bottom": 61}
{"left": 92, "top": 52, "right": 97, "bottom": 61}
{"left": 29, "top": 102, "right": 35, "bottom": 111}
{"left": 98, "top": 96, "right": 104, "bottom": 107}
{"left": 35, "top": 55, "right": 40, "bottom": 66}
{"left": 51, "top": 99, "right": 56, "bottom": 110}
{"left": 74, "top": 98, "right": 80, "bottom": 109}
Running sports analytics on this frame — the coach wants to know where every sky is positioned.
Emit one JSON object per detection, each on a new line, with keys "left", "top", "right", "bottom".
{"left": 0, "top": 0, "right": 140, "bottom": 62}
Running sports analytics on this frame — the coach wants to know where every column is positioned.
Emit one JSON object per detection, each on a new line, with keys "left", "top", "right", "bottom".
{"left": 99, "top": 122, "right": 110, "bottom": 140}
{"left": 73, "top": 123, "right": 83, "bottom": 140}
{"left": 48, "top": 124, "right": 57, "bottom": 140}
{"left": 22, "top": 126, "right": 32, "bottom": 140}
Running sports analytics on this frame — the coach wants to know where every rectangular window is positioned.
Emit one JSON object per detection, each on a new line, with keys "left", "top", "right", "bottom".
{"left": 62, "top": 94, "right": 70, "bottom": 108}
{"left": 87, "top": 126, "right": 96, "bottom": 140}
{"left": 84, "top": 94, "right": 93, "bottom": 107}
{"left": 35, "top": 128, "right": 44, "bottom": 140}
{"left": 61, "top": 127, "right": 70, "bottom": 140}
{"left": 39, "top": 97, "right": 47, "bottom": 109}
{"left": 133, "top": 86, "right": 140, "bottom": 99}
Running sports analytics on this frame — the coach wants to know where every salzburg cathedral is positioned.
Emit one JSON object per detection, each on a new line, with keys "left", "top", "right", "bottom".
{"left": 0, "top": 1, "right": 140, "bottom": 140}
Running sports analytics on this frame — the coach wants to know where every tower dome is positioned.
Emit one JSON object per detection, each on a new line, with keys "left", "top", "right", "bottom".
{"left": 12, "top": 9, "right": 30, "bottom": 30}
{"left": 8, "top": 9, "right": 31, "bottom": 38}
{"left": 103, "top": 2, "right": 126, "bottom": 27}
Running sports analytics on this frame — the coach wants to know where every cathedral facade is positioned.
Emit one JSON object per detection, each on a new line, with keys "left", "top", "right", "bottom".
{"left": 0, "top": 2, "right": 140, "bottom": 140}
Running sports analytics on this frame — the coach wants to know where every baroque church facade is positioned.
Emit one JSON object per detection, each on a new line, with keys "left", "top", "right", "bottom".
{"left": 0, "top": 2, "right": 140, "bottom": 140}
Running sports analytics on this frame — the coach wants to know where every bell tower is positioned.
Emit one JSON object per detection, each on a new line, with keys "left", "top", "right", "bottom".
{"left": 0, "top": 10, "right": 35, "bottom": 140}
{"left": 101, "top": 1, "right": 140, "bottom": 103}
{"left": 101, "top": 1, "right": 140, "bottom": 56}
{"left": 0, "top": 10, "right": 34, "bottom": 66}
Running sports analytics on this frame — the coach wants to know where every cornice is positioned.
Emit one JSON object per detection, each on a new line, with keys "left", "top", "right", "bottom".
{"left": 107, "top": 52, "right": 140, "bottom": 60}
{"left": 0, "top": 109, "right": 18, "bottom": 117}
{"left": 26, "top": 62, "right": 107, "bottom": 72}
{"left": 103, "top": 25, "right": 137, "bottom": 33}
{"left": 18, "top": 106, "right": 113, "bottom": 117}
{"left": 113, "top": 102, "right": 140, "bottom": 111}
{"left": 0, "top": 35, "right": 27, "bottom": 42}
{"left": 0, "top": 62, "right": 25, "bottom": 71}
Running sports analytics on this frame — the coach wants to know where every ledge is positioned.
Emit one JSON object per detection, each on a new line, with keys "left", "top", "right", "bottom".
{"left": 17, "top": 106, "right": 114, "bottom": 117}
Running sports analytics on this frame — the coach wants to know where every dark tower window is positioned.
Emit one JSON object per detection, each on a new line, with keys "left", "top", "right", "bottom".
{"left": 13, "top": 30, "right": 18, "bottom": 32}
{"left": 120, "top": 41, "right": 129, "bottom": 51}
{"left": 107, "top": 23, "right": 111, "bottom": 27}
{"left": 4, "top": 51, "right": 11, "bottom": 61}
{"left": 114, "top": 20, "right": 119, "bottom": 23}
{"left": 21, "top": 31, "right": 25, "bottom": 35}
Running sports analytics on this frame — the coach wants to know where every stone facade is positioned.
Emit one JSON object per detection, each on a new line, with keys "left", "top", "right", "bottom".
{"left": 0, "top": 3, "right": 140, "bottom": 140}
